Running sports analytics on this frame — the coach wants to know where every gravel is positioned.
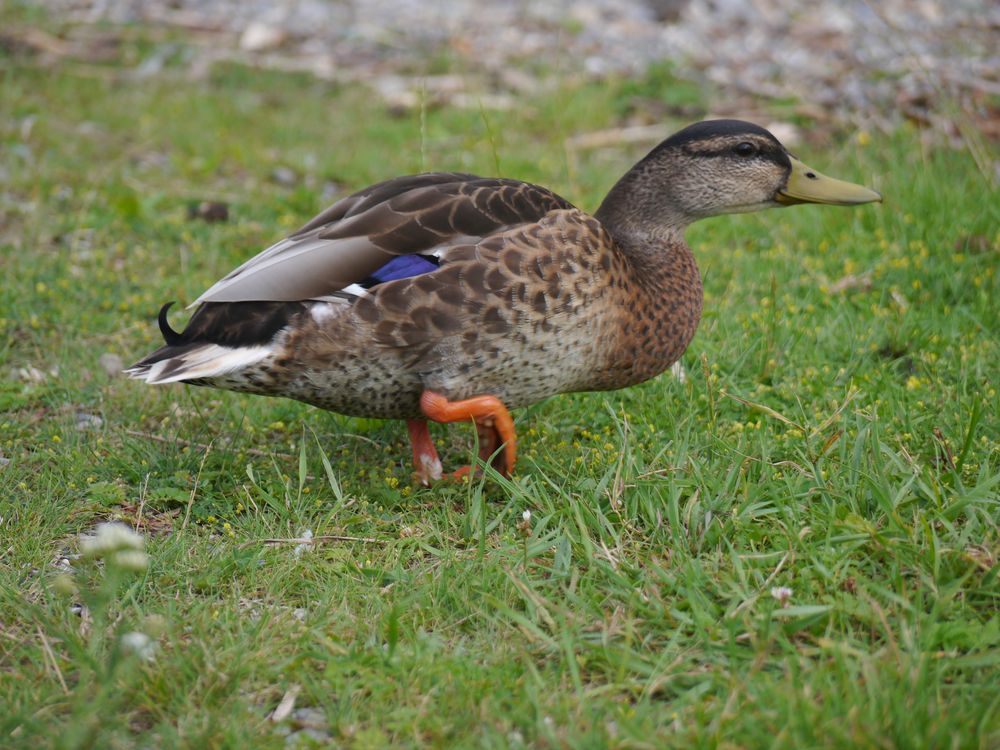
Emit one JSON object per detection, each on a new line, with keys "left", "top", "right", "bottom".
{"left": 26, "top": 0, "right": 1000, "bottom": 139}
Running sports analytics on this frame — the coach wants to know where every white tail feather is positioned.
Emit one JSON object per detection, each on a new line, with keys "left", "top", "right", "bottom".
{"left": 127, "top": 344, "right": 272, "bottom": 385}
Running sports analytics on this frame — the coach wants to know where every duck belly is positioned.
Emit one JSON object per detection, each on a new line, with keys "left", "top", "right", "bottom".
{"left": 202, "top": 348, "right": 428, "bottom": 420}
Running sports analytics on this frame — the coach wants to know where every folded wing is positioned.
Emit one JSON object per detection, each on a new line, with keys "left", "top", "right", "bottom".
{"left": 192, "top": 172, "right": 574, "bottom": 305}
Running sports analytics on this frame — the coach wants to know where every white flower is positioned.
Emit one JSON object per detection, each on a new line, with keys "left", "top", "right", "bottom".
{"left": 293, "top": 529, "right": 314, "bottom": 558}
{"left": 79, "top": 522, "right": 145, "bottom": 558}
{"left": 119, "top": 631, "right": 157, "bottom": 662}
{"left": 521, "top": 510, "right": 531, "bottom": 522}
{"left": 770, "top": 586, "right": 793, "bottom": 607}
{"left": 112, "top": 550, "right": 150, "bottom": 572}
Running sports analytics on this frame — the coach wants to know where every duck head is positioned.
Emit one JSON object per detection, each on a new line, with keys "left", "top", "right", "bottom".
{"left": 595, "top": 119, "right": 881, "bottom": 232}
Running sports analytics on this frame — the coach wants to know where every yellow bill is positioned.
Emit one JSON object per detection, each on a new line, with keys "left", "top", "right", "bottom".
{"left": 776, "top": 157, "right": 882, "bottom": 206}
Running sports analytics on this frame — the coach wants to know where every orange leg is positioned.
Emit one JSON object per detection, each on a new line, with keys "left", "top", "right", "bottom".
{"left": 406, "top": 419, "right": 442, "bottom": 486}
{"left": 419, "top": 390, "right": 517, "bottom": 478}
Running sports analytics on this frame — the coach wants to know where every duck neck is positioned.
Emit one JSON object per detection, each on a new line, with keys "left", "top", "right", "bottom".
{"left": 595, "top": 189, "right": 700, "bottom": 296}
{"left": 594, "top": 202, "right": 704, "bottom": 386}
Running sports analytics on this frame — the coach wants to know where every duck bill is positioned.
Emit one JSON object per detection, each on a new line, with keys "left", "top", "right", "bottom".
{"left": 776, "top": 157, "right": 882, "bottom": 206}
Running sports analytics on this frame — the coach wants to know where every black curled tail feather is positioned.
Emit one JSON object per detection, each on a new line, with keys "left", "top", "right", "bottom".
{"left": 158, "top": 302, "right": 186, "bottom": 346}
{"left": 151, "top": 299, "right": 308, "bottom": 350}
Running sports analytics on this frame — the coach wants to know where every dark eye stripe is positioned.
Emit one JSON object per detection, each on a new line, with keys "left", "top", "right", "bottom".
{"left": 676, "top": 139, "right": 790, "bottom": 169}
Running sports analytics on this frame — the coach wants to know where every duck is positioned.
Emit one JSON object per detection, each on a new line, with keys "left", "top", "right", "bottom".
{"left": 128, "top": 119, "right": 880, "bottom": 484}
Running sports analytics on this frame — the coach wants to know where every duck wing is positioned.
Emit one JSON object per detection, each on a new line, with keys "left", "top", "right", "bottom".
{"left": 191, "top": 172, "right": 574, "bottom": 305}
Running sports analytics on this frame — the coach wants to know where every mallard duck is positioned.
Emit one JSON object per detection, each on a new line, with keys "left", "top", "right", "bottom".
{"left": 128, "top": 120, "right": 880, "bottom": 483}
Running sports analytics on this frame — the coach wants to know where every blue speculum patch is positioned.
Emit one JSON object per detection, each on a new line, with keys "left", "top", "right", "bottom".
{"left": 361, "top": 254, "right": 439, "bottom": 287}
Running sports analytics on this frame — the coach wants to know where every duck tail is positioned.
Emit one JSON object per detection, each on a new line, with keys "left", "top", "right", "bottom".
{"left": 125, "top": 341, "right": 272, "bottom": 385}
{"left": 125, "top": 301, "right": 273, "bottom": 385}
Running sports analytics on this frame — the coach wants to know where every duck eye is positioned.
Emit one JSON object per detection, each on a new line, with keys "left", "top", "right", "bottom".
{"left": 733, "top": 142, "right": 757, "bottom": 157}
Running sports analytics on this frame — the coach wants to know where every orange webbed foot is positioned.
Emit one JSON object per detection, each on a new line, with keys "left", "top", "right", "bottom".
{"left": 419, "top": 390, "right": 517, "bottom": 479}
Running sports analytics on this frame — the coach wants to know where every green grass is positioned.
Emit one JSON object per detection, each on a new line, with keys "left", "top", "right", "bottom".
{"left": 2, "top": 13, "right": 1000, "bottom": 750}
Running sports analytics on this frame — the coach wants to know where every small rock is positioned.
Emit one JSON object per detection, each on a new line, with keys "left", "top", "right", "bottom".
{"left": 645, "top": 0, "right": 690, "bottom": 22}
{"left": 764, "top": 121, "right": 802, "bottom": 148}
{"left": 499, "top": 68, "right": 544, "bottom": 95}
{"left": 20, "top": 115, "right": 37, "bottom": 140}
{"left": 120, "top": 631, "right": 158, "bottom": 662}
{"left": 187, "top": 201, "right": 229, "bottom": 223}
{"left": 291, "top": 708, "right": 328, "bottom": 730}
{"left": 270, "top": 166, "right": 298, "bottom": 187}
{"left": 131, "top": 43, "right": 177, "bottom": 79}
{"left": 377, "top": 82, "right": 420, "bottom": 112}
{"left": 14, "top": 365, "right": 47, "bottom": 383}
{"left": 9, "top": 142, "right": 33, "bottom": 164}
{"left": 75, "top": 412, "right": 104, "bottom": 430}
{"left": 293, "top": 529, "right": 313, "bottom": 558}
{"left": 320, "top": 180, "right": 341, "bottom": 203}
{"left": 240, "top": 22, "right": 287, "bottom": 52}
{"left": 99, "top": 352, "right": 124, "bottom": 377}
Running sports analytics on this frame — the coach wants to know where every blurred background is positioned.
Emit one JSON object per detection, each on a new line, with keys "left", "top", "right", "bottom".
{"left": 7, "top": 0, "right": 1000, "bottom": 154}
